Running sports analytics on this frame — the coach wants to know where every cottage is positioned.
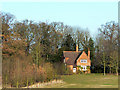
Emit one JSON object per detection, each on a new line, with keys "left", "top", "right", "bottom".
{"left": 63, "top": 44, "right": 91, "bottom": 73}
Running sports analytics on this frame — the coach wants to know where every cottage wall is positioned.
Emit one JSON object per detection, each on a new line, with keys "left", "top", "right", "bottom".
{"left": 67, "top": 65, "right": 73, "bottom": 70}
{"left": 76, "top": 51, "right": 91, "bottom": 66}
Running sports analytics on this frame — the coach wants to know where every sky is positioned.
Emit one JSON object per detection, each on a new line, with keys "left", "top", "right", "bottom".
{"left": 1, "top": 1, "right": 118, "bottom": 38}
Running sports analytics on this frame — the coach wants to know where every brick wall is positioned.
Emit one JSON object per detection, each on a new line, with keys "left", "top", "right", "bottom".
{"left": 67, "top": 65, "right": 73, "bottom": 70}
{"left": 76, "top": 51, "right": 91, "bottom": 66}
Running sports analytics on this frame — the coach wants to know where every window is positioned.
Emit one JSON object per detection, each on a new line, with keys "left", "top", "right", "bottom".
{"left": 80, "top": 59, "right": 87, "bottom": 63}
{"left": 81, "top": 66, "right": 87, "bottom": 71}
{"left": 73, "top": 68, "right": 76, "bottom": 73}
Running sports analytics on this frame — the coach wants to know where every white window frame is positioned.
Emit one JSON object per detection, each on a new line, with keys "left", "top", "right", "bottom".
{"left": 81, "top": 65, "right": 87, "bottom": 71}
{"left": 80, "top": 59, "right": 87, "bottom": 63}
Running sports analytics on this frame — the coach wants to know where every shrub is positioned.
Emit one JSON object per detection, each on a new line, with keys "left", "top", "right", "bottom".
{"left": 53, "top": 62, "right": 66, "bottom": 75}
{"left": 43, "top": 62, "right": 54, "bottom": 81}
{"left": 2, "top": 56, "right": 60, "bottom": 88}
{"left": 65, "top": 68, "right": 73, "bottom": 75}
{"left": 76, "top": 66, "right": 83, "bottom": 74}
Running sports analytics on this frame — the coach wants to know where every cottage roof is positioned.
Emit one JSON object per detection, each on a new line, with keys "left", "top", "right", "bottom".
{"left": 63, "top": 51, "right": 83, "bottom": 67}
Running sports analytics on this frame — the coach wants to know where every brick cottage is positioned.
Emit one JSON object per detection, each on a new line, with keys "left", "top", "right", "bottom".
{"left": 63, "top": 44, "right": 91, "bottom": 73}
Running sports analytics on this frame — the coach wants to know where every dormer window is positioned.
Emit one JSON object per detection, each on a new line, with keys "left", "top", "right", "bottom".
{"left": 81, "top": 59, "right": 87, "bottom": 63}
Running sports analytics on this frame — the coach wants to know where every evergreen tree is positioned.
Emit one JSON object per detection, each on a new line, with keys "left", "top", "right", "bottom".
{"left": 63, "top": 34, "right": 76, "bottom": 51}
{"left": 88, "top": 37, "right": 95, "bottom": 61}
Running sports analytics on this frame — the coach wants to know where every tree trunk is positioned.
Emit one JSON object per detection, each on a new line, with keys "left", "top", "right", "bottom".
{"left": 27, "top": 79, "right": 28, "bottom": 88}
{"left": 116, "top": 68, "right": 118, "bottom": 76}
{"left": 5, "top": 75, "right": 7, "bottom": 88}
{"left": 109, "top": 65, "right": 111, "bottom": 74}
{"left": 36, "top": 50, "right": 39, "bottom": 67}
{"left": 104, "top": 61, "right": 105, "bottom": 76}
{"left": 17, "top": 59, "right": 19, "bottom": 88}
{"left": 116, "top": 62, "right": 118, "bottom": 76}
{"left": 103, "top": 52, "right": 105, "bottom": 76}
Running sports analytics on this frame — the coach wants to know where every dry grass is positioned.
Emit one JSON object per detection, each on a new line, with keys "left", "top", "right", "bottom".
{"left": 23, "top": 80, "right": 64, "bottom": 88}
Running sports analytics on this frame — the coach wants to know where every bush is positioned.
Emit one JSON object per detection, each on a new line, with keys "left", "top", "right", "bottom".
{"left": 2, "top": 56, "right": 62, "bottom": 88}
{"left": 76, "top": 66, "right": 83, "bottom": 74}
{"left": 64, "top": 67, "right": 73, "bottom": 75}
{"left": 43, "top": 62, "right": 54, "bottom": 81}
{"left": 52, "top": 62, "right": 65, "bottom": 75}
{"left": 35, "top": 65, "right": 47, "bottom": 82}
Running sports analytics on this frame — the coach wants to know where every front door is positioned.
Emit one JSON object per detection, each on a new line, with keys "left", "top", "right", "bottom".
{"left": 73, "top": 68, "right": 76, "bottom": 73}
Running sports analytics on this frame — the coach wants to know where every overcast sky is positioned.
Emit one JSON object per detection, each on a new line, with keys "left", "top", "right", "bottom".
{"left": 1, "top": 1, "right": 118, "bottom": 37}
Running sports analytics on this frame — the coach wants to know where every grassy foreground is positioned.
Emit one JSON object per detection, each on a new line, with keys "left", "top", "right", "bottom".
{"left": 43, "top": 73, "right": 118, "bottom": 88}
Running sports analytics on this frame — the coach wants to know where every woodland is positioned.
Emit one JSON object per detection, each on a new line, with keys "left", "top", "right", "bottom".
{"left": 1, "top": 12, "right": 119, "bottom": 87}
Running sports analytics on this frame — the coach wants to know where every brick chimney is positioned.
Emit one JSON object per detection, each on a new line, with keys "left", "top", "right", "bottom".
{"left": 76, "top": 44, "right": 78, "bottom": 52}
{"left": 88, "top": 48, "right": 90, "bottom": 59}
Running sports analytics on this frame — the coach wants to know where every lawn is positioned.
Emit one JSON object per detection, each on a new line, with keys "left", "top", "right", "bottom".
{"left": 43, "top": 73, "right": 118, "bottom": 88}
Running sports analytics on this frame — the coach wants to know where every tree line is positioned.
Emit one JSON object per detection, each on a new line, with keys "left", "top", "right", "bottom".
{"left": 1, "top": 12, "right": 118, "bottom": 87}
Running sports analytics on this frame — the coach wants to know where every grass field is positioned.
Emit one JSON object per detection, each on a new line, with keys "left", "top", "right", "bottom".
{"left": 43, "top": 73, "right": 118, "bottom": 88}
